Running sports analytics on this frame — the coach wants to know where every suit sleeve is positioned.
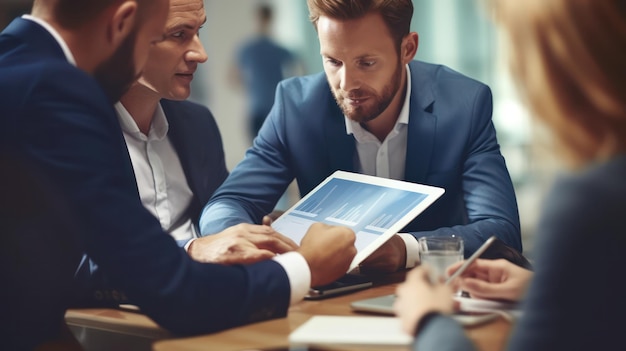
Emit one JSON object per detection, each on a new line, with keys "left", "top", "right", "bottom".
{"left": 414, "top": 315, "right": 477, "bottom": 351}
{"left": 408, "top": 85, "right": 522, "bottom": 255}
{"left": 19, "top": 66, "right": 291, "bottom": 335}
{"left": 200, "top": 81, "right": 295, "bottom": 234}
{"left": 505, "top": 169, "right": 625, "bottom": 351}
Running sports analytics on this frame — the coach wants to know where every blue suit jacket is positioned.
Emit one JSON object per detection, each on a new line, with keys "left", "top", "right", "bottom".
{"left": 1, "top": 152, "right": 83, "bottom": 351}
{"left": 200, "top": 61, "right": 521, "bottom": 255}
{"left": 0, "top": 17, "right": 290, "bottom": 336}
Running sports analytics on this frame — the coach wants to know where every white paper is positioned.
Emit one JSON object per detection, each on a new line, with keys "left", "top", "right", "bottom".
{"left": 289, "top": 315, "right": 412, "bottom": 347}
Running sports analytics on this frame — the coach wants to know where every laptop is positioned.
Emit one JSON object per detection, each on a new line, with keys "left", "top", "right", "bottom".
{"left": 271, "top": 170, "right": 445, "bottom": 273}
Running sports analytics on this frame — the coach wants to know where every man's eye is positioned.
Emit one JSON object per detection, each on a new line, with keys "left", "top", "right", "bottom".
{"left": 172, "top": 31, "right": 185, "bottom": 38}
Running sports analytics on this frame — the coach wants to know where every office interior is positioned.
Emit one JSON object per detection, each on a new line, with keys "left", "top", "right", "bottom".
{"left": 0, "top": 0, "right": 562, "bottom": 260}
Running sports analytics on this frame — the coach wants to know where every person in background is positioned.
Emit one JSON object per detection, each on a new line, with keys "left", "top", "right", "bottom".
{"left": 231, "top": 3, "right": 304, "bottom": 211}
{"left": 200, "top": 0, "right": 521, "bottom": 273}
{"left": 0, "top": 0, "right": 357, "bottom": 344}
{"left": 394, "top": 0, "right": 626, "bottom": 350}
{"left": 231, "top": 3, "right": 302, "bottom": 142}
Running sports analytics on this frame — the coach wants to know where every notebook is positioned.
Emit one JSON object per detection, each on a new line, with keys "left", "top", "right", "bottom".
{"left": 271, "top": 170, "right": 445, "bottom": 272}
{"left": 288, "top": 315, "right": 412, "bottom": 347}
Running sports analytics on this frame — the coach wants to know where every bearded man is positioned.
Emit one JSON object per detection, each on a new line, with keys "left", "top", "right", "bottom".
{"left": 200, "top": 0, "right": 522, "bottom": 273}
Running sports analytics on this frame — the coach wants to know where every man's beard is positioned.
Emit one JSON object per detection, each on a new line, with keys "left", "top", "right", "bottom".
{"left": 332, "top": 59, "right": 403, "bottom": 123}
{"left": 93, "top": 30, "right": 140, "bottom": 103}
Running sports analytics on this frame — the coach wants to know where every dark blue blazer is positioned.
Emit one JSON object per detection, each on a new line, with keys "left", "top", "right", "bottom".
{"left": 161, "top": 99, "right": 229, "bottom": 231}
{"left": 200, "top": 61, "right": 522, "bottom": 256}
{"left": 0, "top": 17, "right": 290, "bottom": 337}
{"left": 1, "top": 152, "right": 83, "bottom": 351}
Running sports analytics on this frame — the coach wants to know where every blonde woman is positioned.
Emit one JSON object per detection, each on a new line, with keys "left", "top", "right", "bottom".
{"left": 394, "top": 0, "right": 626, "bottom": 350}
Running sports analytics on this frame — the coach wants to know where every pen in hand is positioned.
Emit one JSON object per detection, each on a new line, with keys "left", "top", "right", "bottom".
{"left": 445, "top": 236, "right": 497, "bottom": 285}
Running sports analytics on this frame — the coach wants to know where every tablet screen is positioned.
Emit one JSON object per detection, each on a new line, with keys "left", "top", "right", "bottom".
{"left": 271, "top": 171, "right": 444, "bottom": 271}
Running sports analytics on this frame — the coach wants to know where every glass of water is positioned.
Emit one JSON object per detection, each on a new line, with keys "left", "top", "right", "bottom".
{"left": 418, "top": 236, "right": 464, "bottom": 283}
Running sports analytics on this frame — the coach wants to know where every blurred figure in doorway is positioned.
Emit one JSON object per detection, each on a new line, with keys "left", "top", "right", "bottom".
{"left": 231, "top": 3, "right": 303, "bottom": 142}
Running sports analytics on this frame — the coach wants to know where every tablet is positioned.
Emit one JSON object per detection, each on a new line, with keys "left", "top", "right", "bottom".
{"left": 271, "top": 170, "right": 445, "bottom": 272}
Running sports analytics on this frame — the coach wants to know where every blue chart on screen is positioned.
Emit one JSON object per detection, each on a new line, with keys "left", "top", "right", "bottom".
{"left": 273, "top": 178, "right": 428, "bottom": 252}
{"left": 292, "top": 178, "right": 427, "bottom": 232}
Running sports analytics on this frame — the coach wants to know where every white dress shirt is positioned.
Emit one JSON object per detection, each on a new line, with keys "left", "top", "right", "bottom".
{"left": 115, "top": 103, "right": 199, "bottom": 242}
{"left": 345, "top": 64, "right": 420, "bottom": 268}
{"left": 117, "top": 103, "right": 310, "bottom": 303}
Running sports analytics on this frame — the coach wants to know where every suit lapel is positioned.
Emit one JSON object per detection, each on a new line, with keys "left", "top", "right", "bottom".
{"left": 161, "top": 100, "right": 205, "bottom": 199}
{"left": 405, "top": 62, "right": 437, "bottom": 183}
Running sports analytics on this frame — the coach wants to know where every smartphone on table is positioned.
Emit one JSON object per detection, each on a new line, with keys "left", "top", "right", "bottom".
{"left": 305, "top": 274, "right": 373, "bottom": 300}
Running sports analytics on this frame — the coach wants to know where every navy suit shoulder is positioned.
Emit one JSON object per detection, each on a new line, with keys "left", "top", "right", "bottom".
{"left": 1, "top": 18, "right": 290, "bottom": 337}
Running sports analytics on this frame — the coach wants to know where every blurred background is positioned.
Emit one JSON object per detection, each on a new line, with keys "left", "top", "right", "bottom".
{"left": 1, "top": 0, "right": 563, "bottom": 259}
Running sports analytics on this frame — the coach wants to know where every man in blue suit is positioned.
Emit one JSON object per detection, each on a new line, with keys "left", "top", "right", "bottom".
{"left": 200, "top": 0, "right": 521, "bottom": 272}
{"left": 74, "top": 0, "right": 303, "bottom": 307}
{"left": 0, "top": 0, "right": 356, "bottom": 347}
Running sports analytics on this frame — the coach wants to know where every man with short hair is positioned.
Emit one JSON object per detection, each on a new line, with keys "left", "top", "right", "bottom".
{"left": 75, "top": 0, "right": 303, "bottom": 304}
{"left": 0, "top": 0, "right": 356, "bottom": 348}
{"left": 118, "top": 0, "right": 302, "bottom": 263}
{"left": 1, "top": 1, "right": 168, "bottom": 348}
{"left": 200, "top": 0, "right": 521, "bottom": 272}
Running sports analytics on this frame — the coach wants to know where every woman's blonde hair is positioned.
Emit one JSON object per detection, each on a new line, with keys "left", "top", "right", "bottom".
{"left": 493, "top": 0, "right": 626, "bottom": 167}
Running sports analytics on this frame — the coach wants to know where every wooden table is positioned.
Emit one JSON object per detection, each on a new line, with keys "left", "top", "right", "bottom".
{"left": 66, "top": 274, "right": 511, "bottom": 351}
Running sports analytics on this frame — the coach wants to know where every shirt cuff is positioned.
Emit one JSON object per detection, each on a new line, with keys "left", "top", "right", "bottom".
{"left": 272, "top": 251, "right": 311, "bottom": 305}
{"left": 398, "top": 233, "right": 419, "bottom": 269}
{"left": 183, "top": 238, "right": 196, "bottom": 252}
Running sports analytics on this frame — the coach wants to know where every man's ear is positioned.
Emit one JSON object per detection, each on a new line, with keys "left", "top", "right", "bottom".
{"left": 401, "top": 32, "right": 419, "bottom": 64}
{"left": 107, "top": 1, "right": 138, "bottom": 47}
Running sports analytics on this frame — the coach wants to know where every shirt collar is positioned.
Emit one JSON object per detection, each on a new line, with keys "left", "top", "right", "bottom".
{"left": 22, "top": 15, "right": 77, "bottom": 66}
{"left": 345, "top": 64, "right": 412, "bottom": 135}
{"left": 115, "top": 102, "right": 169, "bottom": 141}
